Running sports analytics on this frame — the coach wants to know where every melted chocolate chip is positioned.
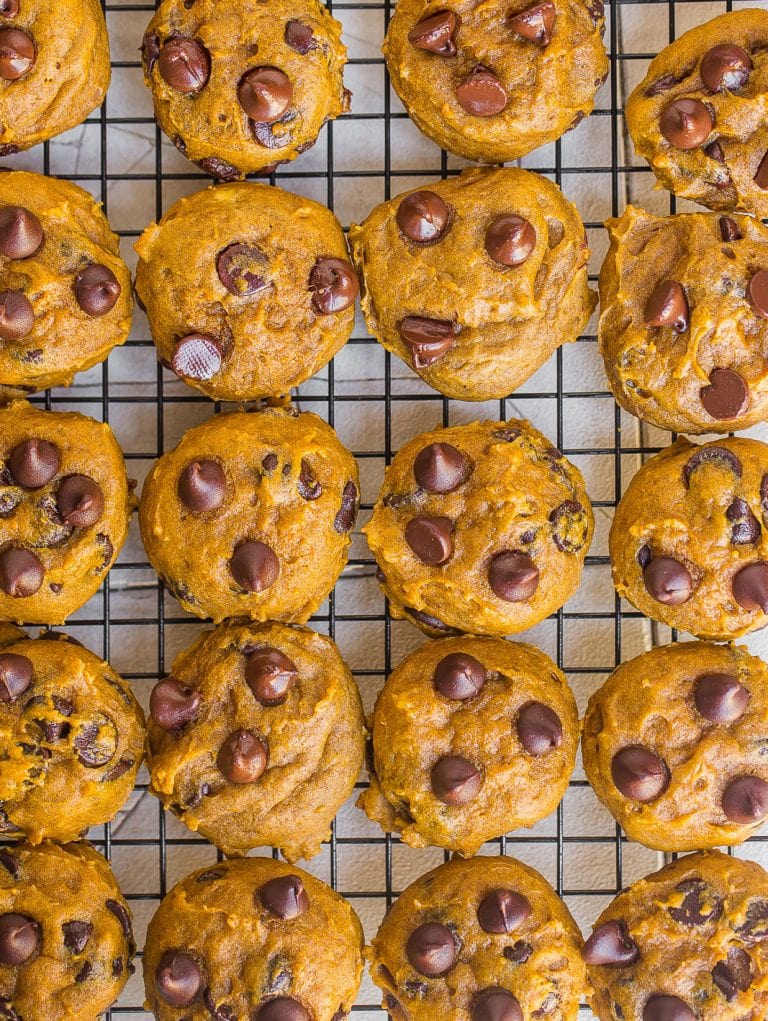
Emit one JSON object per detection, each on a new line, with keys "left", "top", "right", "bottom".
{"left": 477, "top": 889, "right": 531, "bottom": 934}
{"left": 642, "top": 557, "right": 692, "bottom": 605}
{"left": 668, "top": 879, "right": 723, "bottom": 927}
{"left": 259, "top": 875, "right": 309, "bottom": 918}
{"left": 217, "top": 729, "right": 268, "bottom": 783}
{"left": 406, "top": 923, "right": 456, "bottom": 976}
{"left": 0, "top": 548, "right": 43, "bottom": 598}
{"left": 399, "top": 316, "right": 458, "bottom": 367}
{"left": 502, "top": 941, "right": 532, "bottom": 964}
{"left": 485, "top": 215, "right": 536, "bottom": 266}
{"left": 0, "top": 653, "right": 31, "bottom": 702}
{"left": 488, "top": 551, "right": 539, "bottom": 602}
{"left": 238, "top": 67, "right": 292, "bottom": 122}
{"left": 196, "top": 156, "right": 241, "bottom": 182}
{"left": 245, "top": 647, "right": 298, "bottom": 705}
{"left": 516, "top": 702, "right": 562, "bottom": 755}
{"left": 0, "top": 27, "right": 34, "bottom": 80}
{"left": 722, "top": 775, "right": 768, "bottom": 823}
{"left": 0, "top": 206, "right": 42, "bottom": 259}
{"left": 216, "top": 243, "right": 268, "bottom": 297}
{"left": 700, "top": 44, "right": 752, "bottom": 93}
{"left": 158, "top": 37, "right": 210, "bottom": 93}
{"left": 712, "top": 947, "right": 752, "bottom": 1001}
{"left": 333, "top": 481, "right": 358, "bottom": 533}
{"left": 549, "top": 500, "right": 589, "bottom": 553}
{"left": 727, "top": 498, "right": 760, "bottom": 545}
{"left": 720, "top": 216, "right": 742, "bottom": 242}
{"left": 0, "top": 914, "right": 38, "bottom": 964}
{"left": 407, "top": 10, "right": 457, "bottom": 55}
{"left": 755, "top": 151, "right": 768, "bottom": 190}
{"left": 56, "top": 475, "right": 104, "bottom": 527}
{"left": 509, "top": 0, "right": 555, "bottom": 45}
{"left": 611, "top": 746, "right": 670, "bottom": 802}
{"left": 397, "top": 191, "right": 450, "bottom": 243}
{"left": 73, "top": 714, "right": 117, "bottom": 767}
{"left": 150, "top": 678, "right": 200, "bottom": 730}
{"left": 736, "top": 899, "right": 768, "bottom": 944}
{"left": 659, "top": 98, "right": 713, "bottom": 149}
{"left": 682, "top": 445, "right": 741, "bottom": 486}
{"left": 297, "top": 459, "right": 321, "bottom": 500}
{"left": 142, "top": 31, "right": 160, "bottom": 72}
{"left": 695, "top": 672, "right": 750, "bottom": 723}
{"left": 155, "top": 949, "right": 202, "bottom": 1006}
{"left": 583, "top": 920, "right": 638, "bottom": 966}
{"left": 308, "top": 257, "right": 358, "bottom": 314}
{"left": 230, "top": 540, "right": 279, "bottom": 592}
{"left": 405, "top": 515, "right": 453, "bottom": 565}
{"left": 733, "top": 562, "right": 768, "bottom": 613}
{"left": 434, "top": 653, "right": 486, "bottom": 700}
{"left": 700, "top": 368, "right": 749, "bottom": 420}
{"left": 73, "top": 265, "right": 121, "bottom": 317}
{"left": 178, "top": 460, "right": 226, "bottom": 512}
{"left": 285, "top": 20, "right": 317, "bottom": 54}
{"left": 62, "top": 920, "right": 93, "bottom": 954}
{"left": 413, "top": 443, "right": 470, "bottom": 492}
{"left": 456, "top": 66, "right": 507, "bottom": 116}
{"left": 644, "top": 281, "right": 688, "bottom": 332}
{"left": 431, "top": 755, "right": 483, "bottom": 804}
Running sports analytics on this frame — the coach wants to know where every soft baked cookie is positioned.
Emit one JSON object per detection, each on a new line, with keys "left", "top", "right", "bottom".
{"left": 0, "top": 625, "right": 144, "bottom": 844}
{"left": 383, "top": 0, "right": 607, "bottom": 163}
{"left": 0, "top": 171, "right": 133, "bottom": 399}
{"left": 599, "top": 205, "right": 768, "bottom": 434}
{"left": 348, "top": 167, "right": 595, "bottom": 401}
{"left": 139, "top": 405, "right": 359, "bottom": 623}
{"left": 359, "top": 635, "right": 578, "bottom": 854}
{"left": 0, "top": 0, "right": 110, "bottom": 155}
{"left": 584, "top": 850, "right": 768, "bottom": 1021}
{"left": 610, "top": 437, "right": 768, "bottom": 640}
{"left": 135, "top": 183, "right": 357, "bottom": 401}
{"left": 583, "top": 640, "right": 768, "bottom": 852}
{"left": 626, "top": 9, "right": 768, "bottom": 217}
{"left": 141, "top": 0, "right": 348, "bottom": 180}
{"left": 0, "top": 841, "right": 135, "bottom": 1021}
{"left": 147, "top": 620, "right": 365, "bottom": 860}
{"left": 0, "top": 400, "right": 136, "bottom": 625}
{"left": 369, "top": 856, "right": 588, "bottom": 1021}
{"left": 364, "top": 418, "right": 593, "bottom": 637}
{"left": 143, "top": 857, "right": 363, "bottom": 1021}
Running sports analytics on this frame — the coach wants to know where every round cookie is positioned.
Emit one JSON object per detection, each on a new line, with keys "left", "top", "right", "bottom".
{"left": 139, "top": 405, "right": 359, "bottom": 624}
{"left": 0, "top": 625, "right": 144, "bottom": 844}
{"left": 583, "top": 640, "right": 768, "bottom": 852}
{"left": 0, "top": 400, "right": 136, "bottom": 625}
{"left": 359, "top": 636, "right": 578, "bottom": 854}
{"left": 0, "top": 171, "right": 133, "bottom": 399}
{"left": 383, "top": 0, "right": 607, "bottom": 163}
{"left": 626, "top": 9, "right": 768, "bottom": 217}
{"left": 610, "top": 436, "right": 768, "bottom": 640}
{"left": 0, "top": 0, "right": 110, "bottom": 155}
{"left": 348, "top": 167, "right": 595, "bottom": 401}
{"left": 141, "top": 0, "right": 348, "bottom": 181}
{"left": 599, "top": 205, "right": 768, "bottom": 434}
{"left": 584, "top": 849, "right": 768, "bottom": 1021}
{"left": 368, "top": 856, "right": 588, "bottom": 1021}
{"left": 146, "top": 620, "right": 365, "bottom": 860}
{"left": 143, "top": 858, "right": 363, "bottom": 1021}
{"left": 364, "top": 418, "right": 593, "bottom": 637}
{"left": 0, "top": 841, "right": 135, "bottom": 1020}
{"left": 135, "top": 183, "right": 357, "bottom": 401}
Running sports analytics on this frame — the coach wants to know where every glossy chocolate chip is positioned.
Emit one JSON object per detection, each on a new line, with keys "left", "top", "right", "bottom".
{"left": 0, "top": 548, "right": 43, "bottom": 598}
{"left": 712, "top": 947, "right": 752, "bottom": 1001}
{"left": 0, "top": 289, "right": 33, "bottom": 340}
{"left": 477, "top": 890, "right": 531, "bottom": 934}
{"left": 583, "top": 920, "right": 638, "bottom": 966}
{"left": 720, "top": 216, "right": 742, "bottom": 242}
{"left": 399, "top": 316, "right": 457, "bottom": 367}
{"left": 700, "top": 368, "right": 749, "bottom": 420}
{"left": 0, "top": 914, "right": 38, "bottom": 964}
{"left": 682, "top": 445, "right": 741, "bottom": 486}
{"left": 695, "top": 673, "right": 749, "bottom": 723}
{"left": 230, "top": 540, "right": 279, "bottom": 593}
{"left": 488, "top": 551, "right": 539, "bottom": 602}
{"left": 405, "top": 515, "right": 453, "bottom": 565}
{"left": 62, "top": 920, "right": 93, "bottom": 954}
{"left": 8, "top": 439, "right": 59, "bottom": 489}
{"left": 0, "top": 27, "right": 34, "bottom": 80}
{"left": 155, "top": 949, "right": 202, "bottom": 1007}
{"left": 471, "top": 989, "right": 523, "bottom": 1021}
{"left": 611, "top": 746, "right": 670, "bottom": 802}
{"left": 158, "top": 38, "right": 210, "bottom": 94}
{"left": 407, "top": 10, "right": 457, "bottom": 54}
{"left": 396, "top": 191, "right": 450, "bottom": 243}
{"left": 217, "top": 729, "right": 268, "bottom": 783}
{"left": 171, "top": 334, "right": 223, "bottom": 381}
{"left": 238, "top": 67, "right": 292, "bottom": 122}
{"left": 700, "top": 44, "right": 752, "bottom": 93}
{"left": 722, "top": 775, "right": 768, "bottom": 824}
{"left": 56, "top": 475, "right": 104, "bottom": 527}
{"left": 413, "top": 442, "right": 470, "bottom": 492}
{"left": 643, "top": 281, "right": 688, "bottom": 332}
{"left": 406, "top": 923, "right": 456, "bottom": 976}
{"left": 245, "top": 647, "right": 298, "bottom": 706}
{"left": 149, "top": 678, "right": 200, "bottom": 730}
{"left": 659, "top": 98, "right": 713, "bottom": 149}
{"left": 516, "top": 702, "right": 562, "bottom": 755}
{"left": 755, "top": 151, "right": 768, "bottom": 190}
{"left": 456, "top": 66, "right": 507, "bottom": 116}
{"left": 727, "top": 498, "right": 760, "bottom": 545}
{"left": 308, "top": 257, "right": 358, "bottom": 314}
{"left": 484, "top": 215, "right": 536, "bottom": 267}
{"left": 285, "top": 20, "right": 316, "bottom": 53}
{"left": 256, "top": 998, "right": 310, "bottom": 1021}
{"left": 431, "top": 755, "right": 483, "bottom": 804}
{"left": 643, "top": 996, "right": 695, "bottom": 1021}
{"left": 74, "top": 264, "right": 121, "bottom": 317}
{"left": 668, "top": 879, "right": 723, "bottom": 927}
{"left": 216, "top": 243, "right": 268, "bottom": 297}
{"left": 178, "top": 460, "right": 226, "bottom": 512}
{"left": 642, "top": 557, "right": 692, "bottom": 605}
{"left": 433, "top": 653, "right": 487, "bottom": 700}
{"left": 0, "top": 653, "right": 31, "bottom": 702}
{"left": 0, "top": 1, "right": 19, "bottom": 16}
{"left": 0, "top": 206, "right": 42, "bottom": 259}
{"left": 733, "top": 562, "right": 768, "bottom": 612}
{"left": 749, "top": 269, "right": 768, "bottom": 319}
{"left": 260, "top": 875, "right": 309, "bottom": 918}
{"left": 509, "top": 0, "right": 555, "bottom": 45}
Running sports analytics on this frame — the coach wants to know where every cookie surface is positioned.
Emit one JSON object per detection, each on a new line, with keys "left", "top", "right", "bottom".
{"left": 599, "top": 205, "right": 768, "bottom": 433}
{"left": 139, "top": 405, "right": 359, "bottom": 624}
{"left": 369, "top": 856, "right": 587, "bottom": 1021}
{"left": 143, "top": 858, "right": 363, "bottom": 1021}
{"left": 626, "top": 9, "right": 768, "bottom": 216}
{"left": 0, "top": 171, "right": 133, "bottom": 399}
{"left": 0, "top": 401, "right": 135, "bottom": 625}
{"left": 349, "top": 167, "right": 595, "bottom": 401}
{"left": 610, "top": 437, "right": 768, "bottom": 640}
{"left": 141, "top": 0, "right": 348, "bottom": 180}
{"left": 135, "top": 183, "right": 357, "bottom": 401}
{"left": 0, "top": 0, "right": 110, "bottom": 154}
{"left": 364, "top": 418, "right": 593, "bottom": 637}
{"left": 383, "top": 0, "right": 607, "bottom": 163}
{"left": 585, "top": 850, "right": 768, "bottom": 1021}
{"left": 359, "top": 636, "right": 578, "bottom": 854}
{"left": 0, "top": 841, "right": 135, "bottom": 1021}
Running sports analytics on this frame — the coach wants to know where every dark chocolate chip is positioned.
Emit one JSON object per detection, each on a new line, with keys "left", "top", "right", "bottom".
{"left": 668, "top": 879, "right": 723, "bottom": 927}
{"left": 399, "top": 316, "right": 458, "bottom": 367}
{"left": 262, "top": 454, "right": 279, "bottom": 473}
{"left": 0, "top": 289, "right": 33, "bottom": 340}
{"left": 755, "top": 151, "right": 768, "bottom": 190}
{"left": 733, "top": 562, "right": 768, "bottom": 612}
{"left": 456, "top": 65, "right": 507, "bottom": 116}
{"left": 0, "top": 206, "right": 42, "bottom": 259}
{"left": 502, "top": 941, "right": 532, "bottom": 964}
{"left": 62, "top": 921, "right": 93, "bottom": 954}
{"left": 407, "top": 11, "right": 457, "bottom": 55}
{"left": 682, "top": 445, "right": 741, "bottom": 486}
{"left": 700, "top": 368, "right": 749, "bottom": 420}
{"left": 0, "top": 548, "right": 43, "bottom": 598}
{"left": 0, "top": 27, "right": 34, "bottom": 80}
{"left": 488, "top": 551, "right": 539, "bottom": 602}
{"left": 712, "top": 947, "right": 752, "bottom": 1001}
{"left": 471, "top": 989, "right": 522, "bottom": 1021}
{"left": 406, "top": 923, "right": 456, "bottom": 976}
{"left": 101, "top": 756, "right": 134, "bottom": 782}
{"left": 255, "top": 998, "right": 310, "bottom": 1021}
{"left": 196, "top": 156, "right": 241, "bottom": 182}
{"left": 477, "top": 889, "right": 531, "bottom": 934}
{"left": 583, "top": 920, "right": 638, "bottom": 966}
{"left": 727, "top": 498, "right": 760, "bottom": 545}
{"left": 643, "top": 997, "right": 695, "bottom": 1021}
{"left": 75, "top": 961, "right": 92, "bottom": 983}
{"left": 308, "top": 257, "right": 358, "bottom": 314}
{"left": 516, "top": 702, "right": 562, "bottom": 755}
{"left": 245, "top": 647, "right": 298, "bottom": 706}
{"left": 216, "top": 243, "right": 268, "bottom": 297}
{"left": 8, "top": 439, "right": 59, "bottom": 489}
{"left": 722, "top": 775, "right": 768, "bottom": 823}
{"left": 611, "top": 746, "right": 670, "bottom": 802}
{"left": 737, "top": 899, "right": 768, "bottom": 944}
{"left": 285, "top": 20, "right": 317, "bottom": 54}
{"left": 549, "top": 500, "right": 589, "bottom": 553}
{"left": 0, "top": 1, "right": 19, "bottom": 16}
{"left": 695, "top": 672, "right": 749, "bottom": 723}
{"left": 155, "top": 949, "right": 203, "bottom": 1006}
{"left": 659, "top": 98, "right": 713, "bottom": 149}
{"left": 56, "top": 475, "right": 104, "bottom": 527}
{"left": 297, "top": 459, "right": 321, "bottom": 500}
{"left": 645, "top": 71, "right": 687, "bottom": 97}
{"left": 259, "top": 875, "right": 309, "bottom": 918}
{"left": 171, "top": 334, "right": 223, "bottom": 381}
{"left": 749, "top": 269, "right": 768, "bottom": 319}
{"left": 704, "top": 139, "right": 725, "bottom": 162}
{"left": 643, "top": 281, "right": 688, "bottom": 332}
{"left": 142, "top": 31, "right": 160, "bottom": 72}
{"left": 700, "top": 44, "right": 752, "bottom": 93}
{"left": 413, "top": 442, "right": 470, "bottom": 492}
{"left": 158, "top": 38, "right": 210, "bottom": 93}
{"left": 73, "top": 714, "right": 117, "bottom": 767}
{"left": 509, "top": 0, "right": 555, "bottom": 45}
{"left": 73, "top": 264, "right": 121, "bottom": 317}
{"left": 230, "top": 540, "right": 279, "bottom": 592}
{"left": 0, "top": 852, "right": 17, "bottom": 877}
{"left": 178, "top": 460, "right": 226, "bottom": 512}
{"left": 238, "top": 67, "right": 292, "bottom": 122}
{"left": 150, "top": 678, "right": 200, "bottom": 730}
{"left": 0, "top": 653, "right": 31, "bottom": 702}
{"left": 642, "top": 557, "right": 692, "bottom": 605}
{"left": 0, "top": 913, "right": 38, "bottom": 964}
{"left": 333, "top": 481, "right": 358, "bottom": 534}
{"left": 485, "top": 215, "right": 536, "bottom": 267}
{"left": 405, "top": 607, "right": 460, "bottom": 634}
{"left": 396, "top": 191, "right": 450, "bottom": 243}
{"left": 433, "top": 652, "right": 486, "bottom": 700}
{"left": 217, "top": 729, "right": 268, "bottom": 783}
{"left": 431, "top": 754, "right": 483, "bottom": 804}
{"left": 405, "top": 515, "right": 453, "bottom": 565}
{"left": 720, "top": 216, "right": 742, "bottom": 242}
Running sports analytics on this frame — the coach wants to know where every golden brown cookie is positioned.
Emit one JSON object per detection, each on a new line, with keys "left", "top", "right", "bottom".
{"left": 348, "top": 167, "right": 595, "bottom": 401}
{"left": 599, "top": 205, "right": 768, "bottom": 434}
{"left": 610, "top": 436, "right": 768, "bottom": 640}
{"left": 626, "top": 10, "right": 768, "bottom": 216}
{"left": 0, "top": 841, "right": 135, "bottom": 1021}
{"left": 359, "top": 635, "right": 578, "bottom": 854}
{"left": 584, "top": 850, "right": 768, "bottom": 1021}
{"left": 364, "top": 418, "right": 593, "bottom": 637}
{"left": 383, "top": 0, "right": 607, "bottom": 164}
{"left": 583, "top": 640, "right": 768, "bottom": 852}
{"left": 0, "top": 0, "right": 110, "bottom": 155}
{"left": 135, "top": 183, "right": 357, "bottom": 401}
{"left": 0, "top": 171, "right": 133, "bottom": 400}
{"left": 368, "top": 856, "right": 588, "bottom": 1021}
{"left": 0, "top": 400, "right": 136, "bottom": 626}
{"left": 143, "top": 858, "right": 363, "bottom": 1021}
{"left": 139, "top": 405, "right": 359, "bottom": 624}
{"left": 141, "top": 0, "right": 348, "bottom": 181}
{"left": 146, "top": 620, "right": 365, "bottom": 860}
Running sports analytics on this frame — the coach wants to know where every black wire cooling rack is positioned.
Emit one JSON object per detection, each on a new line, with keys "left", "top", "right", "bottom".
{"left": 6, "top": 0, "right": 768, "bottom": 1016}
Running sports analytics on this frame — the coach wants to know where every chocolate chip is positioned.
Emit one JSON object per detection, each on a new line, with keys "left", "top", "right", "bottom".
{"left": 399, "top": 316, "right": 458, "bottom": 367}
{"left": 484, "top": 215, "right": 536, "bottom": 267}
{"left": 727, "top": 498, "right": 760, "bottom": 545}
{"left": 733, "top": 562, "right": 768, "bottom": 612}
{"left": 171, "top": 334, "right": 223, "bottom": 381}
{"left": 178, "top": 460, "right": 226, "bottom": 512}
{"left": 434, "top": 653, "right": 486, "bottom": 700}
{"left": 509, "top": 0, "right": 555, "bottom": 45}
{"left": 0, "top": 27, "right": 34, "bottom": 80}
{"left": 405, "top": 515, "right": 453, "bottom": 565}
{"left": 712, "top": 947, "right": 752, "bottom": 1001}
{"left": 736, "top": 899, "right": 768, "bottom": 943}
{"left": 0, "top": 1, "right": 19, "bottom": 16}
{"left": 611, "top": 746, "right": 670, "bottom": 802}
{"left": 683, "top": 445, "right": 741, "bottom": 486}
{"left": 642, "top": 557, "right": 692, "bottom": 605}
{"left": 456, "top": 65, "right": 507, "bottom": 116}
{"left": 0, "top": 206, "right": 42, "bottom": 259}
{"left": 297, "top": 459, "right": 321, "bottom": 500}
{"left": 255, "top": 998, "right": 310, "bottom": 1021}
{"left": 645, "top": 71, "right": 687, "bottom": 97}
{"left": 333, "top": 481, "right": 358, "bottom": 533}
{"left": 704, "top": 139, "right": 725, "bottom": 163}
{"left": 643, "top": 996, "right": 695, "bottom": 1021}
{"left": 0, "top": 653, "right": 31, "bottom": 702}
{"left": 695, "top": 672, "right": 749, "bottom": 723}
{"left": 413, "top": 442, "right": 470, "bottom": 492}
{"left": 56, "top": 475, "right": 104, "bottom": 527}
{"left": 0, "top": 914, "right": 38, "bottom": 964}
{"left": 259, "top": 875, "right": 309, "bottom": 918}
{"left": 549, "top": 500, "right": 589, "bottom": 553}
{"left": 0, "top": 852, "right": 17, "bottom": 878}
{"left": 196, "top": 156, "right": 240, "bottom": 181}
{"left": 749, "top": 269, "right": 768, "bottom": 320}
{"left": 516, "top": 702, "right": 562, "bottom": 755}
{"left": 62, "top": 921, "right": 93, "bottom": 954}
{"left": 101, "top": 756, "right": 134, "bottom": 782}
{"left": 217, "top": 729, "right": 268, "bottom": 783}
{"left": 75, "top": 961, "right": 92, "bottom": 983}
{"left": 668, "top": 879, "right": 723, "bottom": 928}
{"left": 431, "top": 754, "right": 482, "bottom": 804}
{"left": 245, "top": 647, "right": 298, "bottom": 705}
{"left": 0, "top": 289, "right": 33, "bottom": 340}
{"left": 503, "top": 942, "right": 532, "bottom": 964}
{"left": 73, "top": 714, "right": 117, "bottom": 767}
{"left": 488, "top": 551, "right": 539, "bottom": 602}
{"left": 238, "top": 67, "right": 292, "bottom": 122}
{"left": 477, "top": 889, "right": 530, "bottom": 934}
{"left": 407, "top": 10, "right": 457, "bottom": 54}
{"left": 700, "top": 368, "right": 749, "bottom": 420}
{"left": 262, "top": 454, "right": 279, "bottom": 474}
{"left": 700, "top": 44, "right": 752, "bottom": 93}
{"left": 8, "top": 439, "right": 59, "bottom": 489}
{"left": 252, "top": 116, "right": 294, "bottom": 150}
{"left": 285, "top": 20, "right": 317, "bottom": 53}
{"left": 142, "top": 31, "right": 160, "bottom": 72}
{"left": 755, "top": 151, "right": 768, "bottom": 190}
{"left": 396, "top": 191, "right": 450, "bottom": 243}
{"left": 205, "top": 990, "right": 236, "bottom": 1021}
{"left": 583, "top": 920, "right": 638, "bottom": 966}
{"left": 158, "top": 37, "right": 210, "bottom": 93}
{"left": 660, "top": 98, "right": 713, "bottom": 149}
{"left": 406, "top": 923, "right": 456, "bottom": 976}
{"left": 719, "top": 216, "right": 742, "bottom": 242}
{"left": 73, "top": 264, "right": 121, "bottom": 317}
{"left": 722, "top": 775, "right": 768, "bottom": 823}
{"left": 150, "top": 678, "right": 200, "bottom": 730}
{"left": 216, "top": 243, "right": 268, "bottom": 297}
{"left": 471, "top": 989, "right": 522, "bottom": 1021}
{"left": 308, "top": 257, "right": 358, "bottom": 314}
{"left": 0, "top": 548, "right": 43, "bottom": 598}
{"left": 643, "top": 280, "right": 688, "bottom": 332}
{"left": 230, "top": 540, "right": 279, "bottom": 592}
{"left": 155, "top": 949, "right": 202, "bottom": 1006}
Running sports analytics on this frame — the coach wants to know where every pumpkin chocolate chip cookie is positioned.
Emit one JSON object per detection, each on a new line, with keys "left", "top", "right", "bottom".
{"left": 135, "top": 183, "right": 357, "bottom": 401}
{"left": 139, "top": 405, "right": 359, "bottom": 624}
{"left": 0, "top": 401, "right": 135, "bottom": 626}
{"left": 369, "top": 856, "right": 588, "bottom": 1021}
{"left": 626, "top": 9, "right": 768, "bottom": 217}
{"left": 141, "top": 0, "right": 349, "bottom": 181}
{"left": 364, "top": 418, "right": 593, "bottom": 637}
{"left": 583, "top": 640, "right": 768, "bottom": 852}
{"left": 610, "top": 437, "right": 768, "bottom": 640}
{"left": 359, "top": 635, "right": 578, "bottom": 854}
{"left": 143, "top": 858, "right": 363, "bottom": 1021}
{"left": 599, "top": 205, "right": 768, "bottom": 434}
{"left": 349, "top": 167, "right": 595, "bottom": 401}
{"left": 584, "top": 850, "right": 768, "bottom": 1021}
{"left": 383, "top": 0, "right": 607, "bottom": 163}
{"left": 0, "top": 171, "right": 133, "bottom": 400}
